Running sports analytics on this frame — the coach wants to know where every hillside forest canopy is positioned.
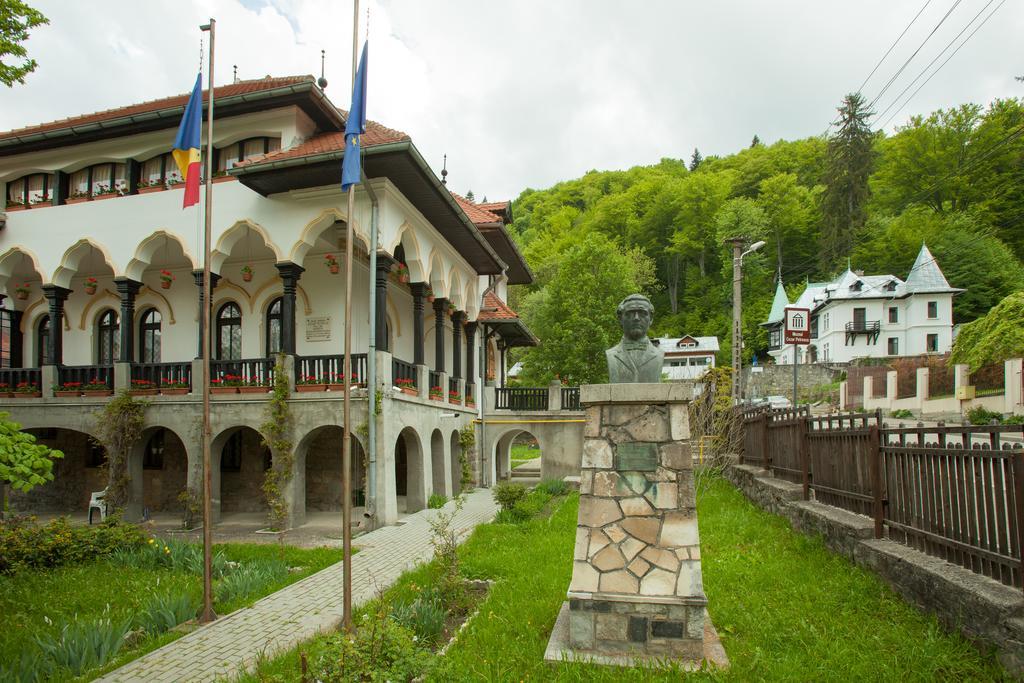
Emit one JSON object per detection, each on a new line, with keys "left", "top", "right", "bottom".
{"left": 507, "top": 95, "right": 1024, "bottom": 385}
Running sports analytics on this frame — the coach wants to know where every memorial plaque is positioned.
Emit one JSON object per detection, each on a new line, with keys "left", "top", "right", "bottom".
{"left": 305, "top": 316, "right": 331, "bottom": 342}
{"left": 614, "top": 442, "right": 658, "bottom": 472}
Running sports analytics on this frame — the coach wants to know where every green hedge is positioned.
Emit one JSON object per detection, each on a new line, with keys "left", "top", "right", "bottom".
{"left": 0, "top": 516, "right": 145, "bottom": 574}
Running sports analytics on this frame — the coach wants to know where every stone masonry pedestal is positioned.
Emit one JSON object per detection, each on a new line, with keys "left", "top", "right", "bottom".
{"left": 545, "top": 383, "right": 728, "bottom": 669}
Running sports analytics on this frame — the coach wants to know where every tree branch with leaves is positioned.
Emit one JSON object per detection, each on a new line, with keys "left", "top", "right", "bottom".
{"left": 0, "top": 0, "right": 49, "bottom": 87}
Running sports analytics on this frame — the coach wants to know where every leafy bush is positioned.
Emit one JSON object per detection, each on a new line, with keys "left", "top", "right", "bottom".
{"left": 310, "top": 610, "right": 432, "bottom": 682}
{"left": 492, "top": 482, "right": 527, "bottom": 512}
{"left": 535, "top": 479, "right": 567, "bottom": 496}
{"left": 391, "top": 591, "right": 447, "bottom": 646}
{"left": 135, "top": 591, "right": 198, "bottom": 635}
{"left": 890, "top": 409, "right": 914, "bottom": 419}
{"left": 1001, "top": 414, "right": 1024, "bottom": 425}
{"left": 214, "top": 560, "right": 288, "bottom": 605}
{"left": 966, "top": 405, "right": 1004, "bottom": 425}
{"left": 427, "top": 493, "right": 448, "bottom": 509}
{"left": 34, "top": 612, "right": 132, "bottom": 677}
{"left": 0, "top": 517, "right": 145, "bottom": 574}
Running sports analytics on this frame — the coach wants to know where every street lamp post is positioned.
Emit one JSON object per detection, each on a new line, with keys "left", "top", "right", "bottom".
{"left": 729, "top": 238, "right": 766, "bottom": 405}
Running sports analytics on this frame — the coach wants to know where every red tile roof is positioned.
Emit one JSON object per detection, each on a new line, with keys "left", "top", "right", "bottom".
{"left": 0, "top": 76, "right": 316, "bottom": 141}
{"left": 235, "top": 120, "right": 409, "bottom": 168}
{"left": 477, "top": 200, "right": 510, "bottom": 215}
{"left": 451, "top": 193, "right": 502, "bottom": 225}
{"left": 478, "top": 291, "right": 521, "bottom": 321}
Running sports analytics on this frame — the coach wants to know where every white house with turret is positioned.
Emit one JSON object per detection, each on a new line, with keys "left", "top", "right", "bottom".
{"left": 762, "top": 245, "right": 961, "bottom": 365}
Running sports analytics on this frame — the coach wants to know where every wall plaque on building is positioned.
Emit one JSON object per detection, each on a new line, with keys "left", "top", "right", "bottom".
{"left": 305, "top": 316, "right": 332, "bottom": 342}
{"left": 614, "top": 442, "right": 658, "bottom": 472}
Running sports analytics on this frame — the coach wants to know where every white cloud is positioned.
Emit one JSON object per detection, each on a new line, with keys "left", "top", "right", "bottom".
{"left": 2, "top": 0, "right": 1022, "bottom": 201}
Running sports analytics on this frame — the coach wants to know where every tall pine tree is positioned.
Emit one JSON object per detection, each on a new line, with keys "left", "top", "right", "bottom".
{"left": 689, "top": 148, "right": 703, "bottom": 171}
{"left": 820, "top": 92, "right": 876, "bottom": 271}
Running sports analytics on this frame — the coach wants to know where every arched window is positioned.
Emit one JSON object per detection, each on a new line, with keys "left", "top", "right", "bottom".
{"left": 143, "top": 429, "right": 165, "bottom": 470}
{"left": 96, "top": 310, "right": 119, "bottom": 364}
{"left": 139, "top": 308, "right": 162, "bottom": 363}
{"left": 217, "top": 302, "right": 242, "bottom": 360}
{"left": 36, "top": 315, "right": 50, "bottom": 367}
{"left": 265, "top": 297, "right": 282, "bottom": 356}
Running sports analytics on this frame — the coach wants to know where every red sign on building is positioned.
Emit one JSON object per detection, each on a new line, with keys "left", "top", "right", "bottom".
{"left": 784, "top": 307, "right": 811, "bottom": 345}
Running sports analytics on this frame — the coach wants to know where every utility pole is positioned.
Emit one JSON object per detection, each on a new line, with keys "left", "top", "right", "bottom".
{"left": 729, "top": 238, "right": 744, "bottom": 405}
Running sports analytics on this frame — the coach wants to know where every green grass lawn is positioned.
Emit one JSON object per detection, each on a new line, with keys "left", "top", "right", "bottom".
{"left": 511, "top": 443, "right": 541, "bottom": 467}
{"left": 243, "top": 477, "right": 1008, "bottom": 681}
{"left": 0, "top": 542, "right": 342, "bottom": 682}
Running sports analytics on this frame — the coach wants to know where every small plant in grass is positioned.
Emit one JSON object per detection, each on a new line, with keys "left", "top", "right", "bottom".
{"left": 428, "top": 496, "right": 469, "bottom": 611}
{"left": 34, "top": 611, "right": 133, "bottom": 677}
{"left": 890, "top": 408, "right": 914, "bottom": 419}
{"left": 492, "top": 482, "right": 526, "bottom": 512}
{"left": 391, "top": 589, "right": 447, "bottom": 646}
{"left": 427, "top": 493, "right": 447, "bottom": 509}
{"left": 134, "top": 591, "right": 198, "bottom": 635}
{"left": 215, "top": 560, "right": 289, "bottom": 605}
{"left": 535, "top": 478, "right": 567, "bottom": 496}
{"left": 966, "top": 405, "right": 1004, "bottom": 425}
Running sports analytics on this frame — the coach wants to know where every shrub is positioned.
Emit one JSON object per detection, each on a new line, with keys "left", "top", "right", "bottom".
{"left": 492, "top": 482, "right": 527, "bottom": 512}
{"left": 1002, "top": 414, "right": 1024, "bottom": 425}
{"left": 427, "top": 493, "right": 448, "bottom": 509}
{"left": 0, "top": 517, "right": 145, "bottom": 574}
{"left": 391, "top": 591, "right": 447, "bottom": 646}
{"left": 890, "top": 409, "right": 914, "bottom": 419}
{"left": 966, "top": 405, "right": 1003, "bottom": 425}
{"left": 535, "top": 479, "right": 567, "bottom": 496}
{"left": 310, "top": 609, "right": 431, "bottom": 682}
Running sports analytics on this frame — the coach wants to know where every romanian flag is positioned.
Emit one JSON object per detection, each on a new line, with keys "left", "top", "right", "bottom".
{"left": 173, "top": 74, "right": 203, "bottom": 209}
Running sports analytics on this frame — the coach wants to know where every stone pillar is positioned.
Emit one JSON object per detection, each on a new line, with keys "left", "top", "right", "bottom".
{"left": 375, "top": 253, "right": 395, "bottom": 352}
{"left": 417, "top": 363, "right": 430, "bottom": 400}
{"left": 41, "top": 285, "right": 70, "bottom": 366}
{"left": 465, "top": 322, "right": 477, "bottom": 381}
{"left": 886, "top": 370, "right": 898, "bottom": 402}
{"left": 916, "top": 367, "right": 929, "bottom": 409}
{"left": 546, "top": 382, "right": 724, "bottom": 668}
{"left": 114, "top": 277, "right": 142, "bottom": 362}
{"left": 275, "top": 262, "right": 305, "bottom": 355}
{"left": 863, "top": 376, "right": 873, "bottom": 409}
{"left": 549, "top": 379, "right": 562, "bottom": 410}
{"left": 433, "top": 298, "right": 448, "bottom": 373}
{"left": 451, "top": 311, "right": 464, "bottom": 379}
{"left": 192, "top": 270, "right": 221, "bottom": 359}
{"left": 410, "top": 283, "right": 427, "bottom": 366}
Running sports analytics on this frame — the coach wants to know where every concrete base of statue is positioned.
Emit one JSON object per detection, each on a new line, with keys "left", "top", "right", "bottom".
{"left": 544, "top": 383, "right": 728, "bottom": 670}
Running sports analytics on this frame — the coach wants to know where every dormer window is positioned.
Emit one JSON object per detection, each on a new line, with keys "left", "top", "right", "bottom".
{"left": 6, "top": 173, "right": 54, "bottom": 207}
{"left": 849, "top": 280, "right": 863, "bottom": 292}
{"left": 216, "top": 137, "right": 281, "bottom": 171}
{"left": 885, "top": 280, "right": 897, "bottom": 292}
{"left": 677, "top": 337, "right": 698, "bottom": 349}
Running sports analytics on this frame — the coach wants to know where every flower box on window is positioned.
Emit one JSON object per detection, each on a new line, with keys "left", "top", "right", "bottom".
{"left": 395, "top": 377, "right": 417, "bottom": 396}
{"left": 128, "top": 379, "right": 158, "bottom": 396}
{"left": 238, "top": 376, "right": 271, "bottom": 394}
{"left": 5, "top": 202, "right": 26, "bottom": 212}
{"left": 429, "top": 385, "right": 444, "bottom": 401}
{"left": 14, "top": 382, "right": 40, "bottom": 398}
{"left": 54, "top": 381, "right": 82, "bottom": 397}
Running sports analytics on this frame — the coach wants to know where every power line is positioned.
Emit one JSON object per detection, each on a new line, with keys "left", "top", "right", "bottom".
{"left": 878, "top": 0, "right": 1007, "bottom": 130}
{"left": 857, "top": 0, "right": 935, "bottom": 94}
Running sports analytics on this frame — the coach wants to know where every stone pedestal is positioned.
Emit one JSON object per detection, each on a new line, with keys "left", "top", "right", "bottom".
{"left": 545, "top": 382, "right": 727, "bottom": 669}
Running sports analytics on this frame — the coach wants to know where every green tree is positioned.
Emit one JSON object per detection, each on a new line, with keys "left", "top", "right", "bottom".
{"left": 0, "top": 412, "right": 63, "bottom": 514}
{"left": 689, "top": 148, "right": 703, "bottom": 171}
{"left": 821, "top": 92, "right": 876, "bottom": 269}
{"left": 950, "top": 291, "right": 1024, "bottom": 371}
{"left": 1, "top": 0, "right": 48, "bottom": 87}
{"left": 465, "top": 189, "right": 475, "bottom": 202}
{"left": 751, "top": 134, "right": 761, "bottom": 148}
{"left": 757, "top": 172, "right": 821, "bottom": 276}
{"left": 517, "top": 232, "right": 656, "bottom": 384}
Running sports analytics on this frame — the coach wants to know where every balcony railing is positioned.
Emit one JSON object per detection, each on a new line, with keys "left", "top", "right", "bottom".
{"left": 58, "top": 364, "right": 113, "bottom": 390}
{"left": 131, "top": 362, "right": 192, "bottom": 390}
{"left": 211, "top": 358, "right": 275, "bottom": 385}
{"left": 561, "top": 386, "right": 581, "bottom": 410}
{"left": 392, "top": 358, "right": 417, "bottom": 389}
{"left": 296, "top": 353, "right": 367, "bottom": 385}
{"left": 495, "top": 387, "right": 548, "bottom": 411}
{"left": 429, "top": 371, "right": 442, "bottom": 392}
{"left": 448, "top": 377, "right": 459, "bottom": 402}
{"left": 0, "top": 368, "right": 41, "bottom": 392}
{"left": 465, "top": 382, "right": 475, "bottom": 405}
{"left": 845, "top": 320, "right": 881, "bottom": 333}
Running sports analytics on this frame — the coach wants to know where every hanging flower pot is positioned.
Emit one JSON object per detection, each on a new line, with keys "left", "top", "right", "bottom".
{"left": 14, "top": 284, "right": 30, "bottom": 300}
{"left": 425, "top": 286, "right": 434, "bottom": 303}
{"left": 395, "top": 262, "right": 409, "bottom": 283}
{"left": 83, "top": 277, "right": 98, "bottom": 296}
{"left": 160, "top": 269, "right": 175, "bottom": 289}
{"left": 241, "top": 265, "right": 253, "bottom": 282}
{"left": 325, "top": 254, "right": 339, "bottom": 274}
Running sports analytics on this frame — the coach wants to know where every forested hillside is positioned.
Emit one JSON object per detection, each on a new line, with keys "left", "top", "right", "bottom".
{"left": 506, "top": 96, "right": 1024, "bottom": 385}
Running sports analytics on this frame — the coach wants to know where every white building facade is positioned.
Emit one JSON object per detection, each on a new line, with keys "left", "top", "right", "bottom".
{"left": 0, "top": 75, "right": 537, "bottom": 529}
{"left": 655, "top": 335, "right": 718, "bottom": 380}
{"left": 763, "top": 245, "right": 961, "bottom": 365}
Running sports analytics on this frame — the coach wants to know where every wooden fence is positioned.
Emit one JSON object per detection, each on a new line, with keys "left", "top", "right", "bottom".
{"left": 740, "top": 410, "right": 1024, "bottom": 590}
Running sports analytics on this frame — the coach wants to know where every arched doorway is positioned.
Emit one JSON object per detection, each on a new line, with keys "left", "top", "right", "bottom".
{"left": 430, "top": 429, "right": 447, "bottom": 498}
{"left": 302, "top": 426, "right": 366, "bottom": 514}
{"left": 217, "top": 427, "right": 271, "bottom": 514}
{"left": 138, "top": 427, "right": 188, "bottom": 517}
{"left": 395, "top": 427, "right": 424, "bottom": 514}
{"left": 494, "top": 429, "right": 542, "bottom": 483}
{"left": 11, "top": 429, "right": 105, "bottom": 517}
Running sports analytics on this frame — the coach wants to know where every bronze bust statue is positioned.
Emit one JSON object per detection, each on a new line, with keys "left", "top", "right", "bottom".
{"left": 606, "top": 294, "right": 664, "bottom": 383}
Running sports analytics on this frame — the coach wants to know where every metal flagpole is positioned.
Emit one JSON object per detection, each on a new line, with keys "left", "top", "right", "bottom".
{"left": 342, "top": 0, "right": 359, "bottom": 633}
{"left": 199, "top": 17, "right": 217, "bottom": 624}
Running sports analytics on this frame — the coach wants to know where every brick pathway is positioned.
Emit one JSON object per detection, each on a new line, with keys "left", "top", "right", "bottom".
{"left": 97, "top": 489, "right": 498, "bottom": 682}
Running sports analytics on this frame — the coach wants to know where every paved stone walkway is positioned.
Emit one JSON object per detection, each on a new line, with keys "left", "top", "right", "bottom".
{"left": 98, "top": 489, "right": 498, "bottom": 682}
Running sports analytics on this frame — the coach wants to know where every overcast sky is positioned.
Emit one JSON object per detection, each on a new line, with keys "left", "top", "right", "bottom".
{"left": 2, "top": 0, "right": 1022, "bottom": 200}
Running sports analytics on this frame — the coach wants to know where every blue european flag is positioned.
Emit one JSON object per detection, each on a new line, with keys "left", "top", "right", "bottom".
{"left": 341, "top": 42, "right": 368, "bottom": 191}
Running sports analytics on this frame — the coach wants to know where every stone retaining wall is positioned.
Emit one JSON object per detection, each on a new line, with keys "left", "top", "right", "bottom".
{"left": 724, "top": 459, "right": 1024, "bottom": 675}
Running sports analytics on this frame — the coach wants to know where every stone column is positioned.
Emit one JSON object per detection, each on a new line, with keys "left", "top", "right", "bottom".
{"left": 410, "top": 283, "right": 427, "bottom": 365}
{"left": 41, "top": 285, "right": 71, "bottom": 366}
{"left": 9, "top": 309, "right": 23, "bottom": 368}
{"left": 451, "top": 311, "right": 464, "bottom": 379}
{"left": 375, "top": 253, "right": 395, "bottom": 353}
{"left": 192, "top": 270, "right": 221, "bottom": 359}
{"left": 433, "top": 298, "right": 448, "bottom": 373}
{"left": 274, "top": 262, "right": 305, "bottom": 355}
{"left": 114, "top": 277, "right": 142, "bottom": 362}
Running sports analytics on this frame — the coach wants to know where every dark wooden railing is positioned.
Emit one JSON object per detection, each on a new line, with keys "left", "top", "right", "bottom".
{"left": 131, "top": 362, "right": 192, "bottom": 390}
{"left": 58, "top": 364, "right": 113, "bottom": 390}
{"left": 211, "top": 358, "right": 275, "bottom": 385}
{"left": 0, "top": 368, "right": 42, "bottom": 392}
{"left": 296, "top": 353, "right": 367, "bottom": 384}
{"left": 561, "top": 386, "right": 581, "bottom": 411}
{"left": 429, "top": 371, "right": 442, "bottom": 392}
{"left": 392, "top": 358, "right": 417, "bottom": 389}
{"left": 742, "top": 410, "right": 1024, "bottom": 589}
{"left": 495, "top": 387, "right": 548, "bottom": 411}
{"left": 448, "top": 377, "right": 459, "bottom": 400}
{"left": 466, "top": 382, "right": 475, "bottom": 405}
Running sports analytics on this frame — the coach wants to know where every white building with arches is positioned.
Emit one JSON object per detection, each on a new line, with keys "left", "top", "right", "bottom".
{"left": 0, "top": 75, "right": 537, "bottom": 529}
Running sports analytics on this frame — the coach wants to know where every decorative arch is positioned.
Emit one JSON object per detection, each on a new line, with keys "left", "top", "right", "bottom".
{"left": 136, "top": 286, "right": 176, "bottom": 325}
{"left": 78, "top": 289, "right": 120, "bottom": 330}
{"left": 388, "top": 221, "right": 426, "bottom": 282}
{"left": 51, "top": 239, "right": 120, "bottom": 288}
{"left": 19, "top": 298, "right": 46, "bottom": 333}
{"left": 288, "top": 208, "right": 370, "bottom": 265}
{"left": 125, "top": 230, "right": 198, "bottom": 281}
{"left": 463, "top": 278, "right": 480, "bottom": 320}
{"left": 208, "top": 280, "right": 254, "bottom": 317}
{"left": 0, "top": 246, "right": 45, "bottom": 281}
{"left": 385, "top": 294, "right": 402, "bottom": 339}
{"left": 447, "top": 268, "right": 464, "bottom": 309}
{"left": 425, "top": 249, "right": 449, "bottom": 299}
{"left": 211, "top": 220, "right": 284, "bottom": 272}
